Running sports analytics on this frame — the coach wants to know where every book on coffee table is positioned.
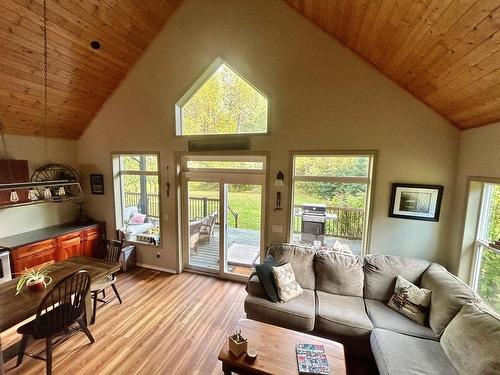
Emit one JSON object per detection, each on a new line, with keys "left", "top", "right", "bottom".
{"left": 296, "top": 343, "right": 330, "bottom": 374}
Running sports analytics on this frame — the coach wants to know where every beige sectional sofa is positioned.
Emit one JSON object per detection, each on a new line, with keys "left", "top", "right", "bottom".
{"left": 244, "top": 244, "right": 500, "bottom": 374}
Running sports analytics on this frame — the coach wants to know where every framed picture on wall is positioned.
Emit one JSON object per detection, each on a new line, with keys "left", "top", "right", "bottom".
{"left": 389, "top": 183, "right": 443, "bottom": 221}
{"left": 90, "top": 174, "right": 104, "bottom": 195}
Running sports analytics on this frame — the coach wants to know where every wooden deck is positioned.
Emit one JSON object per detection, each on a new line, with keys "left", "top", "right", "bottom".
{"left": 190, "top": 226, "right": 260, "bottom": 276}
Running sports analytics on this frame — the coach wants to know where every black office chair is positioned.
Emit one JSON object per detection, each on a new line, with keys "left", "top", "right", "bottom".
{"left": 90, "top": 239, "right": 123, "bottom": 324}
{"left": 16, "top": 270, "right": 94, "bottom": 375}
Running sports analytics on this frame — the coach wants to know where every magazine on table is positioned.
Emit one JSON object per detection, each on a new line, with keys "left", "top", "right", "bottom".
{"left": 296, "top": 343, "right": 330, "bottom": 374}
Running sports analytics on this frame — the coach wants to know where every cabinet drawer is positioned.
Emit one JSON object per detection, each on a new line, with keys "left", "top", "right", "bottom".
{"left": 12, "top": 248, "right": 56, "bottom": 274}
{"left": 11, "top": 239, "right": 56, "bottom": 260}
{"left": 84, "top": 226, "right": 100, "bottom": 238}
{"left": 57, "top": 231, "right": 81, "bottom": 243}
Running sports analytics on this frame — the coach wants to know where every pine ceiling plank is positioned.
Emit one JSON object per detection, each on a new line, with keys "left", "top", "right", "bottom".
{"left": 368, "top": 0, "right": 414, "bottom": 65}
{"left": 385, "top": 0, "right": 453, "bottom": 81}
{"left": 1, "top": 0, "right": 182, "bottom": 139}
{"left": 396, "top": 0, "right": 478, "bottom": 87}
{"left": 378, "top": 0, "right": 431, "bottom": 75}
{"left": 406, "top": 1, "right": 500, "bottom": 94}
{"left": 345, "top": 0, "right": 369, "bottom": 48}
{"left": 286, "top": 0, "right": 500, "bottom": 128}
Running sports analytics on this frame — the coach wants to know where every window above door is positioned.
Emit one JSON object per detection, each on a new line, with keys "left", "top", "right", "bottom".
{"left": 175, "top": 58, "right": 269, "bottom": 136}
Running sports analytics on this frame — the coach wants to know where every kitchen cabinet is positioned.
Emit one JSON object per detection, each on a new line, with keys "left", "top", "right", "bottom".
{"left": 7, "top": 223, "right": 105, "bottom": 275}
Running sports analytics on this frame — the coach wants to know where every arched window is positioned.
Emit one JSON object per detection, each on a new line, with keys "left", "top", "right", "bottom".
{"left": 175, "top": 58, "right": 268, "bottom": 136}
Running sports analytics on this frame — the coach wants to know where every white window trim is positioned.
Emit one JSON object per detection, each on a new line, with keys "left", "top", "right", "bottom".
{"left": 111, "top": 153, "right": 162, "bottom": 247}
{"left": 288, "top": 151, "right": 376, "bottom": 256}
{"left": 470, "top": 183, "right": 495, "bottom": 290}
{"left": 174, "top": 57, "right": 270, "bottom": 136}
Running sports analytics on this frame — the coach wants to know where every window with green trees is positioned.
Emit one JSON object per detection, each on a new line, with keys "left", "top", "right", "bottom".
{"left": 176, "top": 58, "right": 268, "bottom": 135}
{"left": 290, "top": 154, "right": 374, "bottom": 255}
{"left": 112, "top": 153, "right": 161, "bottom": 245}
{"left": 473, "top": 183, "right": 500, "bottom": 312}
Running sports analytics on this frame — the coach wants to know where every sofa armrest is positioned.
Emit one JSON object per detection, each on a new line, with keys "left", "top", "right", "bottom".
{"left": 246, "top": 274, "right": 267, "bottom": 299}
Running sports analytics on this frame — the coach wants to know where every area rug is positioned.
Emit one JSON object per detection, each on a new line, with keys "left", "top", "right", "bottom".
{"left": 227, "top": 243, "right": 260, "bottom": 267}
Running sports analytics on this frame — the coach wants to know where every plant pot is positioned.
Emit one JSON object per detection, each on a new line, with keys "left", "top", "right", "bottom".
{"left": 229, "top": 336, "right": 247, "bottom": 358}
{"left": 26, "top": 276, "right": 51, "bottom": 292}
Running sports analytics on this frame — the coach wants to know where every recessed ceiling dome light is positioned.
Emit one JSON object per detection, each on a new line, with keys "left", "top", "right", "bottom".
{"left": 90, "top": 40, "right": 101, "bottom": 50}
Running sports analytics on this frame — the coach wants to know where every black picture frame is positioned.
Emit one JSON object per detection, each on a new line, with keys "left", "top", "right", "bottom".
{"left": 389, "top": 183, "right": 443, "bottom": 222}
{"left": 90, "top": 174, "right": 104, "bottom": 195}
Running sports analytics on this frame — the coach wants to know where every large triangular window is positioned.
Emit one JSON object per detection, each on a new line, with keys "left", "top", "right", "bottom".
{"left": 175, "top": 58, "right": 268, "bottom": 135}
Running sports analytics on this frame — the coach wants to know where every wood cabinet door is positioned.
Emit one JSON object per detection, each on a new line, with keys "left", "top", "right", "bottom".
{"left": 11, "top": 239, "right": 57, "bottom": 274}
{"left": 56, "top": 233, "right": 82, "bottom": 261}
{"left": 83, "top": 228, "right": 101, "bottom": 257}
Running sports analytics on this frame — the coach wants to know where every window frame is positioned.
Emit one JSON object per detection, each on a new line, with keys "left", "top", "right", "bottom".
{"left": 174, "top": 57, "right": 270, "bottom": 137}
{"left": 111, "top": 152, "right": 162, "bottom": 247}
{"left": 470, "top": 182, "right": 500, "bottom": 292}
{"left": 287, "top": 150, "right": 377, "bottom": 256}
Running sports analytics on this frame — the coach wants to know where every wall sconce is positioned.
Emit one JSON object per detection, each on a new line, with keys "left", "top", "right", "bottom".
{"left": 274, "top": 171, "right": 284, "bottom": 186}
{"left": 274, "top": 171, "right": 284, "bottom": 210}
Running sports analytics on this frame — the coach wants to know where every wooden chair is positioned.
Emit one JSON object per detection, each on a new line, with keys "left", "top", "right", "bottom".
{"left": 90, "top": 239, "right": 122, "bottom": 324}
{"left": 199, "top": 212, "right": 218, "bottom": 244}
{"left": 16, "top": 270, "right": 94, "bottom": 375}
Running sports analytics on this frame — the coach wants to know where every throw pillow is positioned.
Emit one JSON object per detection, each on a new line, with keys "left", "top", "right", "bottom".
{"left": 255, "top": 255, "right": 279, "bottom": 302}
{"left": 387, "top": 275, "right": 431, "bottom": 326}
{"left": 130, "top": 213, "right": 146, "bottom": 224}
{"left": 272, "top": 262, "right": 303, "bottom": 302}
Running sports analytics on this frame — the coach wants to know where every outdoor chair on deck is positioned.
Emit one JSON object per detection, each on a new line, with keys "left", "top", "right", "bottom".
{"left": 199, "top": 212, "right": 218, "bottom": 244}
{"left": 90, "top": 239, "right": 123, "bottom": 324}
{"left": 16, "top": 270, "right": 94, "bottom": 375}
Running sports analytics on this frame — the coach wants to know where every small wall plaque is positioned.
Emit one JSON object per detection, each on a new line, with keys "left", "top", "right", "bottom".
{"left": 90, "top": 174, "right": 104, "bottom": 195}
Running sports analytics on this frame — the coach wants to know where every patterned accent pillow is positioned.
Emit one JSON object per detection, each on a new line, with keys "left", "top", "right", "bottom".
{"left": 272, "top": 262, "right": 303, "bottom": 302}
{"left": 387, "top": 275, "right": 431, "bottom": 326}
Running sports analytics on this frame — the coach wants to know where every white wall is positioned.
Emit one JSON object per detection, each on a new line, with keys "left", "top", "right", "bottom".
{"left": 77, "top": 0, "right": 460, "bottom": 271}
{"left": 0, "top": 134, "right": 79, "bottom": 238}
{"left": 449, "top": 122, "right": 500, "bottom": 279}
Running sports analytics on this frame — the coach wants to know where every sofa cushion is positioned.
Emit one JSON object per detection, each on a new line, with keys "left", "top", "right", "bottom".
{"left": 316, "top": 292, "right": 373, "bottom": 357}
{"left": 421, "top": 263, "right": 479, "bottom": 335}
{"left": 364, "top": 255, "right": 431, "bottom": 301}
{"left": 315, "top": 250, "right": 364, "bottom": 297}
{"left": 316, "top": 291, "right": 373, "bottom": 337}
{"left": 255, "top": 255, "right": 279, "bottom": 302}
{"left": 267, "top": 243, "right": 315, "bottom": 290}
{"left": 246, "top": 274, "right": 267, "bottom": 299}
{"left": 441, "top": 303, "right": 500, "bottom": 375}
{"left": 244, "top": 289, "right": 315, "bottom": 331}
{"left": 387, "top": 275, "right": 431, "bottom": 326}
{"left": 365, "top": 299, "right": 439, "bottom": 340}
{"left": 370, "top": 328, "right": 457, "bottom": 375}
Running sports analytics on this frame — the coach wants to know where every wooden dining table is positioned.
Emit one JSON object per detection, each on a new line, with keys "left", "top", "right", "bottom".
{"left": 0, "top": 256, "right": 121, "bottom": 364}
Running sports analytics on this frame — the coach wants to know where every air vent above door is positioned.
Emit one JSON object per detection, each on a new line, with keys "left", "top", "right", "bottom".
{"left": 188, "top": 137, "right": 250, "bottom": 152}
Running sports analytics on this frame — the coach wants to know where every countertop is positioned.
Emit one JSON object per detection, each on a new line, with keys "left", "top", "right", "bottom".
{"left": 0, "top": 221, "right": 102, "bottom": 251}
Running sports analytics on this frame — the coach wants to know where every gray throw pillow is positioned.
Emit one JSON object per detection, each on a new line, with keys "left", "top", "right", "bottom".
{"left": 255, "top": 255, "right": 279, "bottom": 302}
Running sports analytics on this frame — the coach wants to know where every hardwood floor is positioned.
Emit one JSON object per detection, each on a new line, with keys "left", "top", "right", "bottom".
{"left": 1, "top": 268, "right": 247, "bottom": 375}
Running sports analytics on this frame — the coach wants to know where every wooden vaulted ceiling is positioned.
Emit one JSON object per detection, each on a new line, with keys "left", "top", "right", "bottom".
{"left": 0, "top": 0, "right": 181, "bottom": 140}
{"left": 286, "top": 0, "right": 500, "bottom": 130}
{"left": 1, "top": 1, "right": 500, "bottom": 140}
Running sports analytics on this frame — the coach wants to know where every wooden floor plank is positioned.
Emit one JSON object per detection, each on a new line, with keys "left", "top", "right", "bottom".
{"left": 1, "top": 268, "right": 246, "bottom": 375}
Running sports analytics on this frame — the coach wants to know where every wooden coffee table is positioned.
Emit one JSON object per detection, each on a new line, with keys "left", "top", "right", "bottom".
{"left": 218, "top": 318, "right": 346, "bottom": 375}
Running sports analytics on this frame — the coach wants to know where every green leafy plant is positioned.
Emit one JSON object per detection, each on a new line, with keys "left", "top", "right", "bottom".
{"left": 15, "top": 266, "right": 52, "bottom": 295}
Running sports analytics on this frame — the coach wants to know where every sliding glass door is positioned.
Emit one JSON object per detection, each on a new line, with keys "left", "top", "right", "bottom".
{"left": 181, "top": 156, "right": 266, "bottom": 280}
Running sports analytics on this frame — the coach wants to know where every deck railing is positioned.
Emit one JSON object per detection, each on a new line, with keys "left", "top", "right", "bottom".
{"left": 125, "top": 193, "right": 363, "bottom": 239}
{"left": 188, "top": 196, "right": 238, "bottom": 227}
{"left": 293, "top": 205, "right": 364, "bottom": 240}
{"left": 124, "top": 192, "right": 159, "bottom": 218}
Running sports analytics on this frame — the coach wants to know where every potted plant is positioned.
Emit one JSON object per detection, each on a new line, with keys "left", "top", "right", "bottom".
{"left": 16, "top": 266, "right": 52, "bottom": 295}
{"left": 228, "top": 330, "right": 247, "bottom": 357}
